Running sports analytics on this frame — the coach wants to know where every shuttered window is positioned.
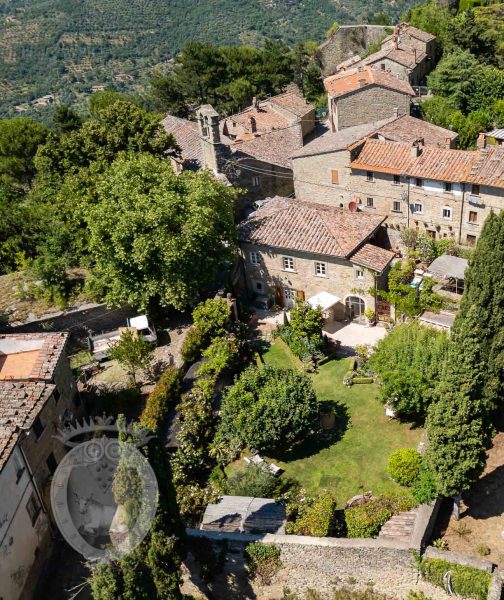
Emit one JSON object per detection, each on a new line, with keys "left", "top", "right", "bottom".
{"left": 331, "top": 170, "right": 339, "bottom": 184}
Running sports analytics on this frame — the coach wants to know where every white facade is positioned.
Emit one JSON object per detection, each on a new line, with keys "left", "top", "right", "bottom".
{"left": 0, "top": 446, "right": 50, "bottom": 600}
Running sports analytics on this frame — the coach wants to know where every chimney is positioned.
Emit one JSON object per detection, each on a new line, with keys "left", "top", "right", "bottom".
{"left": 358, "top": 78, "right": 367, "bottom": 87}
{"left": 252, "top": 96, "right": 259, "bottom": 109}
{"left": 445, "top": 136, "right": 452, "bottom": 148}
{"left": 393, "top": 35, "right": 398, "bottom": 50}
{"left": 410, "top": 140, "right": 423, "bottom": 158}
{"left": 413, "top": 48, "right": 417, "bottom": 63}
{"left": 476, "top": 132, "right": 487, "bottom": 150}
{"left": 249, "top": 115, "right": 257, "bottom": 134}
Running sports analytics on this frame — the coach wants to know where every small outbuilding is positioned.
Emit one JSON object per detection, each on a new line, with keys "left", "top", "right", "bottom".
{"left": 201, "top": 496, "right": 286, "bottom": 534}
{"left": 427, "top": 254, "right": 468, "bottom": 296}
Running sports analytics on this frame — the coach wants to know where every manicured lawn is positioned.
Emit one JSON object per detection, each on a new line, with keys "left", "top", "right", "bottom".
{"left": 261, "top": 342, "right": 422, "bottom": 504}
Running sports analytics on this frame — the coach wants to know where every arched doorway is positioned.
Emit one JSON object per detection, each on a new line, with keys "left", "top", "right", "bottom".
{"left": 345, "top": 296, "right": 365, "bottom": 320}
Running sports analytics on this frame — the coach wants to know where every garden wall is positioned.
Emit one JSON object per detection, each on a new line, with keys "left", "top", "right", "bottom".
{"left": 184, "top": 529, "right": 465, "bottom": 599}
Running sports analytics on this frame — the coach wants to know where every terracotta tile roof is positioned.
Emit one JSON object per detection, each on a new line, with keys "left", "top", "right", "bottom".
{"left": 401, "top": 24, "right": 436, "bottom": 43}
{"left": 227, "top": 106, "right": 291, "bottom": 134}
{"left": 324, "top": 66, "right": 415, "bottom": 99}
{"left": 292, "top": 119, "right": 394, "bottom": 159}
{"left": 375, "top": 115, "right": 457, "bottom": 147}
{"left": 161, "top": 114, "right": 204, "bottom": 169}
{"left": 269, "top": 91, "right": 313, "bottom": 118}
{"left": 0, "top": 381, "right": 55, "bottom": 469}
{"left": 0, "top": 332, "right": 68, "bottom": 381}
{"left": 238, "top": 196, "right": 385, "bottom": 258}
{"left": 350, "top": 139, "right": 415, "bottom": 174}
{"left": 232, "top": 125, "right": 303, "bottom": 168}
{"left": 407, "top": 147, "right": 478, "bottom": 183}
{"left": 361, "top": 45, "right": 426, "bottom": 69}
{"left": 349, "top": 243, "right": 396, "bottom": 273}
{"left": 465, "top": 148, "right": 504, "bottom": 189}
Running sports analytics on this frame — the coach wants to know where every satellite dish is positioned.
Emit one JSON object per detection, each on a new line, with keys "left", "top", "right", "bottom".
{"left": 348, "top": 201, "right": 357, "bottom": 213}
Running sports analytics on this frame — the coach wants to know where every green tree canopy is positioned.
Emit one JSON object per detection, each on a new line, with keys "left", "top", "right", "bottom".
{"left": 88, "top": 91, "right": 140, "bottom": 117}
{"left": 0, "top": 117, "right": 49, "bottom": 187}
{"left": 427, "top": 49, "right": 483, "bottom": 112}
{"left": 85, "top": 153, "right": 237, "bottom": 311}
{"left": 445, "top": 8, "right": 496, "bottom": 65}
{"left": 218, "top": 365, "right": 319, "bottom": 453}
{"left": 109, "top": 329, "right": 154, "bottom": 385}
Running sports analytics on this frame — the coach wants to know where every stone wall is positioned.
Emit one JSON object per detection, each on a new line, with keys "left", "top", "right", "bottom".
{"left": 334, "top": 86, "right": 411, "bottom": 131}
{"left": 183, "top": 529, "right": 468, "bottom": 600}
{"left": 316, "top": 25, "right": 389, "bottom": 77}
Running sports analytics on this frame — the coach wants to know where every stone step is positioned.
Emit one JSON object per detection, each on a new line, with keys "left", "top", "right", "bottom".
{"left": 378, "top": 509, "right": 418, "bottom": 542}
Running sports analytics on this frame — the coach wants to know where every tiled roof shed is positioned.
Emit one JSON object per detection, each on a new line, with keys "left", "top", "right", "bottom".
{"left": 238, "top": 196, "right": 385, "bottom": 259}
{"left": 324, "top": 66, "right": 415, "bottom": 99}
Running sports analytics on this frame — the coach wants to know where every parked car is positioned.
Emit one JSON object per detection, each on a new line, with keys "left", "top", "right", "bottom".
{"left": 88, "top": 315, "right": 157, "bottom": 361}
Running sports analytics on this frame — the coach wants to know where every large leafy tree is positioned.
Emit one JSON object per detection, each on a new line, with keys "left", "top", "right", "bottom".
{"left": 445, "top": 8, "right": 496, "bottom": 65}
{"left": 0, "top": 117, "right": 49, "bottom": 188}
{"left": 218, "top": 365, "right": 319, "bottom": 453}
{"left": 85, "top": 153, "right": 237, "bottom": 311}
{"left": 426, "top": 212, "right": 504, "bottom": 496}
{"left": 369, "top": 322, "right": 449, "bottom": 424}
{"left": 35, "top": 101, "right": 178, "bottom": 179}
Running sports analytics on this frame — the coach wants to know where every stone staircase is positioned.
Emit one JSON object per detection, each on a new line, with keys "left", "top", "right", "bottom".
{"left": 378, "top": 509, "right": 418, "bottom": 543}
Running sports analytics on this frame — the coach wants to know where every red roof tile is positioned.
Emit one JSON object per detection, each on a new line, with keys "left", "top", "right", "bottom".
{"left": 375, "top": 115, "right": 457, "bottom": 148}
{"left": 238, "top": 196, "right": 385, "bottom": 258}
{"left": 350, "top": 139, "right": 415, "bottom": 174}
{"left": 350, "top": 243, "right": 395, "bottom": 273}
{"left": 407, "top": 147, "right": 478, "bottom": 183}
{"left": 324, "top": 66, "right": 415, "bottom": 99}
{"left": 466, "top": 148, "right": 504, "bottom": 189}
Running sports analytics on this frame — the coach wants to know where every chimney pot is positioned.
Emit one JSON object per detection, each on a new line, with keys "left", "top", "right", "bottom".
{"left": 476, "top": 132, "right": 486, "bottom": 149}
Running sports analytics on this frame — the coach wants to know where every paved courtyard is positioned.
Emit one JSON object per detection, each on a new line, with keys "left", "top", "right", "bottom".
{"left": 323, "top": 320, "right": 388, "bottom": 350}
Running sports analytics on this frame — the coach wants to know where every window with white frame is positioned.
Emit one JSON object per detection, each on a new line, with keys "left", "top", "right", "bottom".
{"left": 392, "top": 200, "right": 401, "bottom": 212}
{"left": 441, "top": 207, "right": 452, "bottom": 220}
{"left": 355, "top": 268, "right": 364, "bottom": 280}
{"left": 282, "top": 256, "right": 295, "bottom": 271}
{"left": 315, "top": 262, "right": 326, "bottom": 277}
{"left": 249, "top": 251, "right": 260, "bottom": 265}
{"left": 366, "top": 197, "right": 374, "bottom": 207}
{"left": 412, "top": 202, "right": 423, "bottom": 214}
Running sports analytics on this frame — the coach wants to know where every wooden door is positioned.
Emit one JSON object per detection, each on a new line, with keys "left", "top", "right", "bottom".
{"left": 275, "top": 287, "right": 284, "bottom": 307}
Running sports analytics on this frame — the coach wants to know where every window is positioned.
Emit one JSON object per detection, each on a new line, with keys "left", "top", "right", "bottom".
{"left": 366, "top": 171, "right": 374, "bottom": 182}
{"left": 466, "top": 234, "right": 477, "bottom": 246}
{"left": 415, "top": 178, "right": 423, "bottom": 188}
{"left": 392, "top": 201, "right": 401, "bottom": 212}
{"left": 442, "top": 207, "right": 452, "bottom": 220}
{"left": 471, "top": 184, "right": 480, "bottom": 196}
{"left": 366, "top": 197, "right": 374, "bottom": 207}
{"left": 282, "top": 256, "right": 295, "bottom": 272}
{"left": 46, "top": 453, "right": 58, "bottom": 475}
{"left": 331, "top": 169, "right": 339, "bottom": 184}
{"left": 26, "top": 493, "right": 41, "bottom": 526}
{"left": 32, "top": 416, "right": 44, "bottom": 440}
{"left": 380, "top": 63, "right": 386, "bottom": 70}
{"left": 249, "top": 251, "right": 260, "bottom": 265}
{"left": 254, "top": 281, "right": 263, "bottom": 292}
{"left": 355, "top": 268, "right": 364, "bottom": 280}
{"left": 13, "top": 454, "right": 24, "bottom": 483}
{"left": 393, "top": 174, "right": 400, "bottom": 185}
{"left": 252, "top": 176, "right": 261, "bottom": 187}
{"left": 412, "top": 203, "right": 423, "bottom": 214}
{"left": 52, "top": 388, "right": 60, "bottom": 405}
{"left": 444, "top": 182, "right": 452, "bottom": 192}
{"left": 469, "top": 211, "right": 478, "bottom": 224}
{"left": 315, "top": 262, "right": 326, "bottom": 277}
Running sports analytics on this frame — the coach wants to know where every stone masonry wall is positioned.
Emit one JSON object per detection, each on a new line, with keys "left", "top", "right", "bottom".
{"left": 316, "top": 25, "right": 389, "bottom": 77}
{"left": 335, "top": 86, "right": 411, "bottom": 130}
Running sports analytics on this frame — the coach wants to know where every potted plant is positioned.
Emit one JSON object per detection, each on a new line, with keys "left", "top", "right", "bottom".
{"left": 364, "top": 308, "right": 376, "bottom": 327}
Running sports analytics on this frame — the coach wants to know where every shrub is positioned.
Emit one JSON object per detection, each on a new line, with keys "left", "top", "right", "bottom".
{"left": 192, "top": 298, "right": 230, "bottom": 338}
{"left": 290, "top": 491, "right": 337, "bottom": 537}
{"left": 387, "top": 449, "right": 422, "bottom": 486}
{"left": 246, "top": 542, "right": 282, "bottom": 585}
{"left": 198, "top": 335, "right": 239, "bottom": 378}
{"left": 419, "top": 558, "right": 491, "bottom": 600}
{"left": 218, "top": 365, "right": 319, "bottom": 453}
{"left": 222, "top": 464, "right": 277, "bottom": 498}
{"left": 411, "top": 463, "right": 438, "bottom": 504}
{"left": 140, "top": 367, "right": 180, "bottom": 432}
{"left": 475, "top": 543, "right": 491, "bottom": 557}
{"left": 289, "top": 301, "right": 324, "bottom": 339}
{"left": 345, "top": 494, "right": 415, "bottom": 538}
{"left": 351, "top": 376, "right": 374, "bottom": 384}
{"left": 181, "top": 326, "right": 205, "bottom": 364}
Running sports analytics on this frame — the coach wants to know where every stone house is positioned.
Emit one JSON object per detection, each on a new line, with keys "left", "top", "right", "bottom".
{"left": 347, "top": 138, "right": 504, "bottom": 246}
{"left": 292, "top": 115, "right": 457, "bottom": 216}
{"left": 324, "top": 67, "right": 415, "bottom": 132}
{"left": 238, "top": 196, "right": 395, "bottom": 320}
{"left": 0, "top": 332, "right": 80, "bottom": 600}
{"left": 162, "top": 89, "right": 316, "bottom": 217}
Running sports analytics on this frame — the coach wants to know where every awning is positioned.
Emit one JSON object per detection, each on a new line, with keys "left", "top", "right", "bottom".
{"left": 307, "top": 292, "right": 341, "bottom": 311}
{"left": 427, "top": 255, "right": 468, "bottom": 281}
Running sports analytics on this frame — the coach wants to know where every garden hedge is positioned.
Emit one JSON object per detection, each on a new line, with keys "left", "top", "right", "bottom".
{"left": 140, "top": 366, "right": 181, "bottom": 432}
{"left": 420, "top": 558, "right": 491, "bottom": 600}
{"left": 387, "top": 448, "right": 422, "bottom": 487}
{"left": 291, "top": 491, "right": 337, "bottom": 537}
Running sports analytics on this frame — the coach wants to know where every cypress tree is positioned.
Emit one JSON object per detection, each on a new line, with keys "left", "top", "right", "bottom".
{"left": 426, "top": 212, "right": 504, "bottom": 496}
